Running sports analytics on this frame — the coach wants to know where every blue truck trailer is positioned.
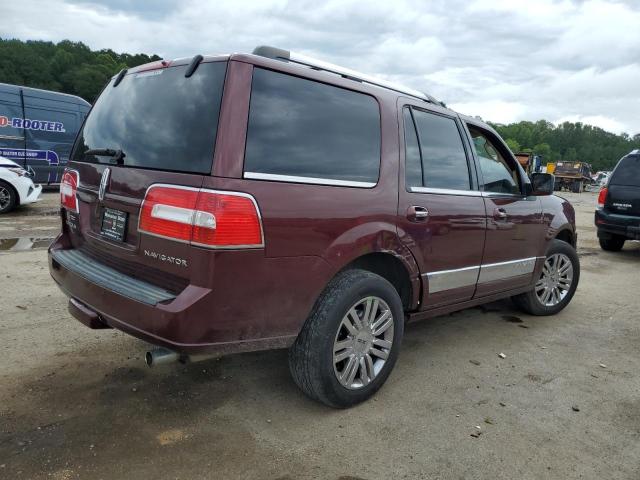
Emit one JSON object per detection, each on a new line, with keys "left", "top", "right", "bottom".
{"left": 0, "top": 83, "right": 90, "bottom": 184}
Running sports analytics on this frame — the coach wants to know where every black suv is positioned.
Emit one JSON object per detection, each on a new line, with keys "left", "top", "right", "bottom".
{"left": 596, "top": 150, "right": 640, "bottom": 251}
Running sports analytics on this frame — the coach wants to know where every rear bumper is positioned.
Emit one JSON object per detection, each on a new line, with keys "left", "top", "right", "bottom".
{"left": 48, "top": 234, "right": 331, "bottom": 354}
{"left": 595, "top": 209, "right": 640, "bottom": 240}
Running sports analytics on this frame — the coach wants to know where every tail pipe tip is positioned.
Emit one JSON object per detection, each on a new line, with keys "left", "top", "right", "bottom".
{"left": 145, "top": 347, "right": 181, "bottom": 367}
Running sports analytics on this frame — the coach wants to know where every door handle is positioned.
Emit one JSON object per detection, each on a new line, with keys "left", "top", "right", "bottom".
{"left": 407, "top": 206, "right": 429, "bottom": 222}
{"left": 494, "top": 207, "right": 508, "bottom": 220}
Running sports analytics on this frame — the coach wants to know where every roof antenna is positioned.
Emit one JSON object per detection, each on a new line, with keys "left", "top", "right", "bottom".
{"left": 185, "top": 55, "right": 204, "bottom": 78}
{"left": 113, "top": 69, "right": 127, "bottom": 87}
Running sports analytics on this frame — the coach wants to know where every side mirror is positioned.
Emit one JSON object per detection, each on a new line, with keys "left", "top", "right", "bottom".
{"left": 530, "top": 173, "right": 555, "bottom": 196}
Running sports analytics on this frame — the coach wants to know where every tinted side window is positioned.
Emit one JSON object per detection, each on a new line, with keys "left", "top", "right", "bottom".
{"left": 610, "top": 155, "right": 640, "bottom": 186}
{"left": 411, "top": 109, "right": 470, "bottom": 190}
{"left": 244, "top": 68, "right": 381, "bottom": 185}
{"left": 470, "top": 128, "right": 520, "bottom": 195}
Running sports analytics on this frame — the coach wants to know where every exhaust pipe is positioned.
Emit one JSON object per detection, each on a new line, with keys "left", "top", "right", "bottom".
{"left": 145, "top": 347, "right": 181, "bottom": 367}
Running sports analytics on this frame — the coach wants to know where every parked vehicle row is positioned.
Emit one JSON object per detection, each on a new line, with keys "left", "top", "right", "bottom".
{"left": 47, "top": 47, "right": 580, "bottom": 407}
{"left": 0, "top": 83, "right": 90, "bottom": 185}
{"left": 596, "top": 150, "right": 640, "bottom": 251}
{"left": 0, "top": 155, "right": 42, "bottom": 213}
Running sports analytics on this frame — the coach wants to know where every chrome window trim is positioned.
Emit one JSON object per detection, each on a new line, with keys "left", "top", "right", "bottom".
{"left": 410, "top": 186, "right": 482, "bottom": 197}
{"left": 244, "top": 171, "right": 376, "bottom": 188}
{"left": 409, "top": 186, "right": 527, "bottom": 199}
{"left": 422, "top": 256, "right": 545, "bottom": 293}
{"left": 481, "top": 191, "right": 525, "bottom": 199}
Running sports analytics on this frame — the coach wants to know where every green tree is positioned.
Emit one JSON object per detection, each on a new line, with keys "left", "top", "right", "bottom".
{"left": 505, "top": 138, "right": 520, "bottom": 153}
{"left": 0, "top": 37, "right": 161, "bottom": 102}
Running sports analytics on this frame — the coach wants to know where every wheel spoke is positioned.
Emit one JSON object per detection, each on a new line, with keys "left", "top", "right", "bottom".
{"left": 370, "top": 347, "right": 389, "bottom": 360}
{"left": 367, "top": 298, "right": 379, "bottom": 325}
{"left": 344, "top": 357, "right": 359, "bottom": 385}
{"left": 359, "top": 358, "right": 370, "bottom": 386}
{"left": 371, "top": 310, "right": 393, "bottom": 335}
{"left": 334, "top": 339, "right": 352, "bottom": 353}
{"left": 340, "top": 356, "right": 358, "bottom": 386}
{"left": 343, "top": 309, "right": 360, "bottom": 335}
{"left": 334, "top": 348, "right": 353, "bottom": 364}
{"left": 373, "top": 338, "right": 392, "bottom": 349}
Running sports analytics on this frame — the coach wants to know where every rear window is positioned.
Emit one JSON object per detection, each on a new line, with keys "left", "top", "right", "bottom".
{"left": 610, "top": 155, "right": 640, "bottom": 186}
{"left": 244, "top": 68, "right": 381, "bottom": 186}
{"left": 71, "top": 61, "right": 227, "bottom": 174}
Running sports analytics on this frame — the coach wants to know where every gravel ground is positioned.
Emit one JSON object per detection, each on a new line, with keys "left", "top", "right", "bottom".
{"left": 1, "top": 191, "right": 639, "bottom": 480}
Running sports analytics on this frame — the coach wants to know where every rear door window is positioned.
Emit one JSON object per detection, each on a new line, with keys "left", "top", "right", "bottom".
{"left": 405, "top": 107, "right": 471, "bottom": 191}
{"left": 72, "top": 61, "right": 227, "bottom": 174}
{"left": 244, "top": 68, "right": 381, "bottom": 186}
{"left": 610, "top": 155, "right": 640, "bottom": 186}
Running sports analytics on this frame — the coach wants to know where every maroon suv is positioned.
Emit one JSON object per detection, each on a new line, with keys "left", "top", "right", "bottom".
{"left": 49, "top": 46, "right": 580, "bottom": 407}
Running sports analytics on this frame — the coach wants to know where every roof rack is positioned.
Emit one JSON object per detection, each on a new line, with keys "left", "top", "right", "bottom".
{"left": 252, "top": 46, "right": 441, "bottom": 105}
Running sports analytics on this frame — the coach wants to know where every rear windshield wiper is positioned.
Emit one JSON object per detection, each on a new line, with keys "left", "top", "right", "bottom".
{"left": 84, "top": 148, "right": 126, "bottom": 166}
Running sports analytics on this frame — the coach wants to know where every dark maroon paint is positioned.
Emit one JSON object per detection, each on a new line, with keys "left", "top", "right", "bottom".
{"left": 48, "top": 53, "right": 577, "bottom": 354}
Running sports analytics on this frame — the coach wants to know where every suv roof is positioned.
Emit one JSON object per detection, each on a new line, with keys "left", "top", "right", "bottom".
{"left": 121, "top": 46, "right": 451, "bottom": 113}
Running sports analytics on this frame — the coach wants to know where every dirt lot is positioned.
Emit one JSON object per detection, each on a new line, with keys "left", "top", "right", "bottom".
{"left": 1, "top": 191, "right": 639, "bottom": 480}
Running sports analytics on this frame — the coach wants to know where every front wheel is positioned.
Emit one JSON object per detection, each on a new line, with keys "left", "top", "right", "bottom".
{"left": 0, "top": 181, "right": 17, "bottom": 214}
{"left": 288, "top": 269, "right": 404, "bottom": 408}
{"left": 512, "top": 239, "right": 580, "bottom": 316}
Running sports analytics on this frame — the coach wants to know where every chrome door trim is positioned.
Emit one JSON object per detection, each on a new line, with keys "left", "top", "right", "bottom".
{"left": 423, "top": 256, "right": 544, "bottom": 294}
{"left": 423, "top": 265, "right": 480, "bottom": 293}
{"left": 478, "top": 257, "right": 541, "bottom": 283}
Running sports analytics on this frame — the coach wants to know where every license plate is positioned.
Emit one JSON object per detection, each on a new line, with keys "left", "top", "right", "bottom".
{"left": 101, "top": 208, "right": 128, "bottom": 242}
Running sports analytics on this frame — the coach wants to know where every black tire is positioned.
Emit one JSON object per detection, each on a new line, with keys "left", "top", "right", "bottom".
{"left": 0, "top": 180, "right": 18, "bottom": 214}
{"left": 288, "top": 269, "right": 404, "bottom": 408}
{"left": 599, "top": 235, "right": 625, "bottom": 252}
{"left": 512, "top": 239, "right": 580, "bottom": 316}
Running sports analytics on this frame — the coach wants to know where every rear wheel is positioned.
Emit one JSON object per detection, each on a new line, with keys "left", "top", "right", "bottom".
{"left": 512, "top": 239, "right": 579, "bottom": 316}
{"left": 599, "top": 235, "right": 625, "bottom": 252}
{"left": 0, "top": 181, "right": 17, "bottom": 214}
{"left": 288, "top": 269, "right": 404, "bottom": 408}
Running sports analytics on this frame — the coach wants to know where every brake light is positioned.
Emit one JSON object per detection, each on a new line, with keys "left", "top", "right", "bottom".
{"left": 597, "top": 187, "right": 608, "bottom": 209}
{"left": 139, "top": 185, "right": 263, "bottom": 248}
{"left": 60, "top": 169, "right": 79, "bottom": 212}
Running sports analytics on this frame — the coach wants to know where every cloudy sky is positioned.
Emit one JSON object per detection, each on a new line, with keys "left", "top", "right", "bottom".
{"left": 2, "top": 0, "right": 639, "bottom": 134}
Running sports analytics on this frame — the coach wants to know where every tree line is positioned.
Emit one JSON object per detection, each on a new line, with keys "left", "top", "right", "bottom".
{"left": 492, "top": 120, "right": 639, "bottom": 171}
{"left": 0, "top": 38, "right": 160, "bottom": 103}
{"left": 1, "top": 38, "right": 638, "bottom": 171}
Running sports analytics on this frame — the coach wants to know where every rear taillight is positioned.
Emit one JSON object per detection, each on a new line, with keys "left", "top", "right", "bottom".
{"left": 60, "top": 169, "right": 79, "bottom": 212}
{"left": 597, "top": 187, "right": 608, "bottom": 209}
{"left": 138, "top": 185, "right": 264, "bottom": 248}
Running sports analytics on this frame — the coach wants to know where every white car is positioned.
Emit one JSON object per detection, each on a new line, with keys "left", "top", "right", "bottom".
{"left": 0, "top": 156, "right": 42, "bottom": 213}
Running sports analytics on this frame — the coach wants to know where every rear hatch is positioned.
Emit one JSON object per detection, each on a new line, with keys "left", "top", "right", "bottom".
{"left": 63, "top": 59, "right": 228, "bottom": 291}
{"left": 605, "top": 154, "right": 640, "bottom": 216}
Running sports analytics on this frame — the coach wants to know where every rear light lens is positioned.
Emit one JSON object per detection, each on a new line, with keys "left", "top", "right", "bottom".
{"left": 597, "top": 187, "right": 608, "bottom": 209}
{"left": 139, "top": 185, "right": 264, "bottom": 248}
{"left": 60, "top": 169, "right": 79, "bottom": 212}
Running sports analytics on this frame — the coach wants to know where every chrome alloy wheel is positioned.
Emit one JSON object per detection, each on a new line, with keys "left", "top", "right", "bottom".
{"left": 333, "top": 296, "right": 394, "bottom": 390}
{"left": 535, "top": 253, "right": 574, "bottom": 307}
{"left": 0, "top": 185, "right": 10, "bottom": 211}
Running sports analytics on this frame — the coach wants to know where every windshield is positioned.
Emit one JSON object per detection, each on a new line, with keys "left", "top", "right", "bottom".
{"left": 72, "top": 61, "right": 227, "bottom": 174}
{"left": 610, "top": 155, "right": 640, "bottom": 187}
